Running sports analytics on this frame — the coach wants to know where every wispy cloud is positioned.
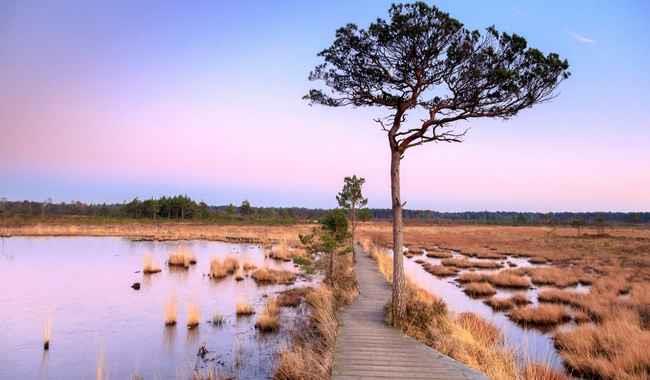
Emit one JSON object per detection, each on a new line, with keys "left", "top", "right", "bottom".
{"left": 570, "top": 32, "right": 595, "bottom": 44}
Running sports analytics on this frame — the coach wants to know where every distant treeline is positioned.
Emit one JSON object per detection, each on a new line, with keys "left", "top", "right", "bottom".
{"left": 0, "top": 196, "right": 648, "bottom": 225}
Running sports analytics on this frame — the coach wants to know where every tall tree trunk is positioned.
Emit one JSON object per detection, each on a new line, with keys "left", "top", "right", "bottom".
{"left": 390, "top": 149, "right": 406, "bottom": 326}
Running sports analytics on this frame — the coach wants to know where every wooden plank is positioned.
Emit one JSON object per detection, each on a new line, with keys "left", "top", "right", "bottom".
{"left": 332, "top": 247, "right": 487, "bottom": 380}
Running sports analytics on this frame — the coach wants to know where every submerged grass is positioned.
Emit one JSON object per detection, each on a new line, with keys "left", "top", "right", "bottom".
{"left": 142, "top": 253, "right": 162, "bottom": 274}
{"left": 187, "top": 302, "right": 200, "bottom": 329}
{"left": 164, "top": 296, "right": 177, "bottom": 326}
{"left": 255, "top": 298, "right": 280, "bottom": 332}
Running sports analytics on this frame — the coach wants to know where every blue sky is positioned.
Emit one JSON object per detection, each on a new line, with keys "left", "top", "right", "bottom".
{"left": 1, "top": 1, "right": 649, "bottom": 211}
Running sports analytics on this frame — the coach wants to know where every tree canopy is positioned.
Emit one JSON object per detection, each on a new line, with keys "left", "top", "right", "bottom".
{"left": 306, "top": 2, "right": 570, "bottom": 153}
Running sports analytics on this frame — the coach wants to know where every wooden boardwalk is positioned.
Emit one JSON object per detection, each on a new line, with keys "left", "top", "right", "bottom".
{"left": 332, "top": 248, "right": 487, "bottom": 380}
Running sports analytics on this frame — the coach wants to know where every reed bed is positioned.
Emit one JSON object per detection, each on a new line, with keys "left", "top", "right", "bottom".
{"left": 509, "top": 304, "right": 571, "bottom": 327}
{"left": 251, "top": 268, "right": 296, "bottom": 285}
{"left": 425, "top": 249, "right": 453, "bottom": 258}
{"left": 421, "top": 263, "right": 459, "bottom": 277}
{"left": 277, "top": 287, "right": 309, "bottom": 307}
{"left": 164, "top": 296, "right": 177, "bottom": 326}
{"left": 187, "top": 303, "right": 200, "bottom": 329}
{"left": 209, "top": 256, "right": 239, "bottom": 279}
{"left": 554, "top": 310, "right": 650, "bottom": 379}
{"left": 485, "top": 271, "right": 531, "bottom": 289}
{"left": 462, "top": 282, "right": 497, "bottom": 298}
{"left": 168, "top": 248, "right": 196, "bottom": 268}
{"left": 143, "top": 253, "right": 162, "bottom": 274}
{"left": 255, "top": 298, "right": 280, "bottom": 332}
{"left": 441, "top": 257, "right": 502, "bottom": 270}
{"left": 236, "top": 301, "right": 255, "bottom": 317}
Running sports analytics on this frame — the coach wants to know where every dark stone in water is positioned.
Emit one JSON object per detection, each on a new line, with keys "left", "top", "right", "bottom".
{"left": 131, "top": 282, "right": 141, "bottom": 290}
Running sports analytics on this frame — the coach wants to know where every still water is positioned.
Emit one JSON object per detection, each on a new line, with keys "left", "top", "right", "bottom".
{"left": 401, "top": 249, "right": 583, "bottom": 373}
{"left": 0, "top": 237, "right": 312, "bottom": 379}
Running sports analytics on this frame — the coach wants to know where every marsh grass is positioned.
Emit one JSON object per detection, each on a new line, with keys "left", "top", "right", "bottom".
{"left": 462, "top": 282, "right": 497, "bottom": 298}
{"left": 255, "top": 298, "right": 280, "bottom": 332}
{"left": 168, "top": 248, "right": 196, "bottom": 268}
{"left": 236, "top": 301, "right": 255, "bottom": 317}
{"left": 43, "top": 317, "right": 52, "bottom": 350}
{"left": 187, "top": 303, "right": 200, "bottom": 329}
{"left": 421, "top": 263, "right": 459, "bottom": 277}
{"left": 251, "top": 268, "right": 296, "bottom": 285}
{"left": 210, "top": 256, "right": 239, "bottom": 279}
{"left": 509, "top": 304, "right": 571, "bottom": 327}
{"left": 164, "top": 296, "right": 177, "bottom": 326}
{"left": 277, "top": 287, "right": 309, "bottom": 307}
{"left": 211, "top": 312, "right": 224, "bottom": 326}
{"left": 485, "top": 271, "right": 531, "bottom": 289}
{"left": 554, "top": 310, "right": 650, "bottom": 379}
{"left": 441, "top": 257, "right": 502, "bottom": 270}
{"left": 368, "top": 239, "right": 564, "bottom": 380}
{"left": 142, "top": 253, "right": 162, "bottom": 274}
{"left": 275, "top": 249, "right": 357, "bottom": 380}
{"left": 425, "top": 249, "right": 453, "bottom": 258}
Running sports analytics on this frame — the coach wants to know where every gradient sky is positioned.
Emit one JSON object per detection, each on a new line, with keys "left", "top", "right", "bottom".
{"left": 1, "top": 1, "right": 649, "bottom": 211}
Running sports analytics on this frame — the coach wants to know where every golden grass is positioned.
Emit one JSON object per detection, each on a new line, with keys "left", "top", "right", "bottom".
{"left": 236, "top": 301, "right": 255, "bottom": 317}
{"left": 251, "top": 268, "right": 296, "bottom": 285}
{"left": 187, "top": 302, "right": 200, "bottom": 329}
{"left": 462, "top": 282, "right": 497, "bottom": 298}
{"left": 164, "top": 296, "right": 177, "bottom": 326}
{"left": 457, "top": 271, "right": 487, "bottom": 283}
{"left": 3, "top": 222, "right": 313, "bottom": 246}
{"left": 209, "top": 256, "right": 239, "bottom": 279}
{"left": 526, "top": 267, "right": 580, "bottom": 288}
{"left": 234, "top": 267, "right": 245, "bottom": 281}
{"left": 485, "top": 271, "right": 531, "bottom": 289}
{"left": 421, "top": 263, "right": 459, "bottom": 277}
{"left": 367, "top": 243, "right": 392, "bottom": 283}
{"left": 522, "top": 364, "right": 569, "bottom": 380}
{"left": 242, "top": 261, "right": 257, "bottom": 271}
{"left": 537, "top": 289, "right": 580, "bottom": 307}
{"left": 509, "top": 304, "right": 571, "bottom": 327}
{"left": 168, "top": 248, "right": 196, "bottom": 268}
{"left": 275, "top": 250, "right": 357, "bottom": 380}
{"left": 277, "top": 287, "right": 309, "bottom": 307}
{"left": 554, "top": 310, "right": 650, "bottom": 379}
{"left": 274, "top": 287, "right": 337, "bottom": 380}
{"left": 142, "top": 253, "right": 162, "bottom": 274}
{"left": 425, "top": 249, "right": 453, "bottom": 258}
{"left": 441, "top": 257, "right": 502, "bottom": 270}
{"left": 269, "top": 241, "right": 306, "bottom": 262}
{"left": 255, "top": 298, "right": 280, "bottom": 332}
{"left": 484, "top": 297, "right": 516, "bottom": 311}
{"left": 369, "top": 240, "right": 564, "bottom": 380}
{"left": 43, "top": 317, "right": 52, "bottom": 350}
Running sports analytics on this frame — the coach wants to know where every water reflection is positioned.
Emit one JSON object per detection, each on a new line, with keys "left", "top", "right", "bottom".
{"left": 0, "top": 237, "right": 311, "bottom": 379}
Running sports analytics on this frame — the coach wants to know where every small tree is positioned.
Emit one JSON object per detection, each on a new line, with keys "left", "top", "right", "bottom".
{"left": 240, "top": 200, "right": 253, "bottom": 217}
{"left": 337, "top": 175, "right": 368, "bottom": 260}
{"left": 320, "top": 209, "right": 349, "bottom": 284}
{"left": 306, "top": 2, "right": 570, "bottom": 325}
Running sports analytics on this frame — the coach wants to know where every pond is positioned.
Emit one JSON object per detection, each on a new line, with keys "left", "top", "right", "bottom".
{"left": 0, "top": 237, "right": 314, "bottom": 379}
{"left": 398, "top": 248, "right": 587, "bottom": 375}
